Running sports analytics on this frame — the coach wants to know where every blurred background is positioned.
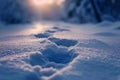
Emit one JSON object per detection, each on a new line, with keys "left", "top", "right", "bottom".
{"left": 0, "top": 0, "right": 120, "bottom": 24}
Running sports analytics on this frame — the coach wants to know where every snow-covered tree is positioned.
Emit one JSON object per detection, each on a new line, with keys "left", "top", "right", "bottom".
{"left": 0, "top": 0, "right": 33, "bottom": 24}
{"left": 62, "top": 0, "right": 120, "bottom": 23}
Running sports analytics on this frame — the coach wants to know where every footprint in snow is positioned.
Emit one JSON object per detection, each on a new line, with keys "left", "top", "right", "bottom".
{"left": 48, "top": 37, "right": 78, "bottom": 47}
{"left": 34, "top": 32, "right": 51, "bottom": 38}
{"left": 52, "top": 27, "right": 69, "bottom": 32}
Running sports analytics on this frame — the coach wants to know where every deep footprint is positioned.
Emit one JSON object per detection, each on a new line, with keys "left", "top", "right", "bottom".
{"left": 48, "top": 38, "right": 78, "bottom": 47}
{"left": 28, "top": 53, "right": 47, "bottom": 66}
{"left": 27, "top": 45, "right": 78, "bottom": 67}
{"left": 41, "top": 45, "right": 78, "bottom": 64}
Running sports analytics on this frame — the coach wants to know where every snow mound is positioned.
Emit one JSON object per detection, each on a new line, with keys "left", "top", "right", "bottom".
{"left": 0, "top": 21, "right": 120, "bottom": 80}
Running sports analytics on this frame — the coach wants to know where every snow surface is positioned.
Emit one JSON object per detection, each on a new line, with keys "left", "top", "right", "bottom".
{"left": 0, "top": 21, "right": 120, "bottom": 80}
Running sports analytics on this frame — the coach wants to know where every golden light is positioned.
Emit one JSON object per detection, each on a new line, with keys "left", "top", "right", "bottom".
{"left": 27, "top": 0, "right": 64, "bottom": 19}
{"left": 31, "top": 0, "right": 56, "bottom": 6}
{"left": 19, "top": 22, "right": 53, "bottom": 35}
{"left": 28, "top": 0, "right": 64, "bottom": 8}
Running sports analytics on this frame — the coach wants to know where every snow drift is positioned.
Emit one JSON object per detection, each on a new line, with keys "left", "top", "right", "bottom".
{"left": 0, "top": 21, "right": 120, "bottom": 80}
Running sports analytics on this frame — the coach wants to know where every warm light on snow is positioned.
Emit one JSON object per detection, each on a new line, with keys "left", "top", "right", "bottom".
{"left": 20, "top": 22, "right": 53, "bottom": 35}
{"left": 28, "top": 0, "right": 64, "bottom": 8}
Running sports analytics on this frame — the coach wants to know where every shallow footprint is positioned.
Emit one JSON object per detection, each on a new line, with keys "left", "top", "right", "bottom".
{"left": 34, "top": 33, "right": 51, "bottom": 38}
{"left": 46, "top": 30, "right": 57, "bottom": 33}
{"left": 52, "top": 27, "right": 69, "bottom": 32}
{"left": 48, "top": 37, "right": 78, "bottom": 47}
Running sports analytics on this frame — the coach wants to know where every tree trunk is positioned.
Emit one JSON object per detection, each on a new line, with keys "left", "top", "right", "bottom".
{"left": 90, "top": 0, "right": 102, "bottom": 22}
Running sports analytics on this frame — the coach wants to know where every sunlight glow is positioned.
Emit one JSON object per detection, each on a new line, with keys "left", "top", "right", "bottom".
{"left": 27, "top": 0, "right": 64, "bottom": 19}
{"left": 20, "top": 22, "right": 53, "bottom": 35}
{"left": 28, "top": 0, "right": 64, "bottom": 8}
{"left": 31, "top": 0, "right": 61, "bottom": 6}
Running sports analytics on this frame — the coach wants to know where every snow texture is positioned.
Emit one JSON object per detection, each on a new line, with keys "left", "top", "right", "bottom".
{"left": 0, "top": 21, "right": 120, "bottom": 80}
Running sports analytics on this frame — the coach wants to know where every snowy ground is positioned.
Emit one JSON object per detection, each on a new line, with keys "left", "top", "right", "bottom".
{"left": 0, "top": 21, "right": 120, "bottom": 80}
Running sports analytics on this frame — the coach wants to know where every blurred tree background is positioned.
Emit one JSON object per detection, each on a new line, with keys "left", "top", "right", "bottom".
{"left": 0, "top": 0, "right": 120, "bottom": 24}
{"left": 63, "top": 0, "right": 120, "bottom": 23}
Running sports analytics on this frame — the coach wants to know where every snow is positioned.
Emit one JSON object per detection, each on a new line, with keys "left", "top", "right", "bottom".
{"left": 0, "top": 21, "right": 120, "bottom": 80}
